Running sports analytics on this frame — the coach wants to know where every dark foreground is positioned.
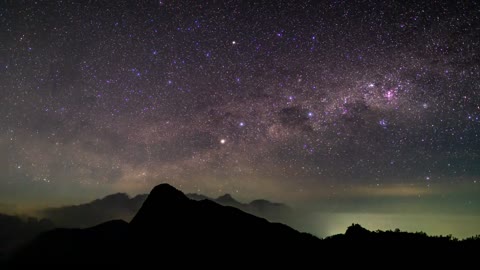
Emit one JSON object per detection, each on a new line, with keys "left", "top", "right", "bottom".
{"left": 5, "top": 184, "right": 479, "bottom": 265}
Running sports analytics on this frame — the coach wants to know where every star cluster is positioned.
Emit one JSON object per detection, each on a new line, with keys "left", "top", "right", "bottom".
{"left": 0, "top": 1, "right": 479, "bottom": 210}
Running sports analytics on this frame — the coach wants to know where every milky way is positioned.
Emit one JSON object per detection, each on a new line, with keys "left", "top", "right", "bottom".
{"left": 1, "top": 1, "right": 479, "bottom": 231}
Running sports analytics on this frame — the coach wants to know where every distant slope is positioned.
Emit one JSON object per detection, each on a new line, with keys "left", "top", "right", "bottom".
{"left": 0, "top": 214, "right": 53, "bottom": 261}
{"left": 42, "top": 191, "right": 290, "bottom": 228}
{"left": 12, "top": 184, "right": 316, "bottom": 264}
{"left": 189, "top": 193, "right": 292, "bottom": 222}
{"left": 42, "top": 193, "right": 147, "bottom": 228}
{"left": 10, "top": 184, "right": 480, "bottom": 265}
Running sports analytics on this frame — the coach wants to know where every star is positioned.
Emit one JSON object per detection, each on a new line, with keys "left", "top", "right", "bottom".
{"left": 379, "top": 119, "right": 388, "bottom": 127}
{"left": 384, "top": 90, "right": 395, "bottom": 101}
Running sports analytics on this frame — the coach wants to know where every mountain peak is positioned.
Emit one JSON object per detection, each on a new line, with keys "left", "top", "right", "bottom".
{"left": 142, "top": 183, "right": 189, "bottom": 208}
{"left": 98, "top": 193, "right": 130, "bottom": 202}
{"left": 345, "top": 223, "right": 371, "bottom": 237}
{"left": 216, "top": 193, "right": 243, "bottom": 207}
{"left": 149, "top": 183, "right": 187, "bottom": 201}
{"left": 103, "top": 192, "right": 129, "bottom": 199}
{"left": 217, "top": 193, "right": 234, "bottom": 201}
{"left": 129, "top": 183, "right": 189, "bottom": 227}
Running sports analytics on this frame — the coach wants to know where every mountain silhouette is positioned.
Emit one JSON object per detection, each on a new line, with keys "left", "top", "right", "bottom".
{"left": 190, "top": 193, "right": 291, "bottom": 221}
{"left": 215, "top": 193, "right": 243, "bottom": 207}
{"left": 8, "top": 184, "right": 480, "bottom": 265}
{"left": 11, "top": 184, "right": 317, "bottom": 264}
{"left": 129, "top": 184, "right": 316, "bottom": 260}
{"left": 42, "top": 193, "right": 147, "bottom": 228}
{"left": 42, "top": 189, "right": 290, "bottom": 228}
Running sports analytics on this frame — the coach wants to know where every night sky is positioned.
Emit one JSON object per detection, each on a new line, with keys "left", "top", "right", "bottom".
{"left": 1, "top": 0, "right": 479, "bottom": 237}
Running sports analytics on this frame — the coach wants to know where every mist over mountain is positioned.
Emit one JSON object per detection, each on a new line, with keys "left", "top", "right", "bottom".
{"left": 0, "top": 214, "right": 53, "bottom": 261}
{"left": 11, "top": 184, "right": 316, "bottom": 264}
{"left": 191, "top": 193, "right": 292, "bottom": 222}
{"left": 41, "top": 193, "right": 147, "bottom": 228}
{"left": 41, "top": 191, "right": 291, "bottom": 228}
{"left": 5, "top": 184, "right": 478, "bottom": 265}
